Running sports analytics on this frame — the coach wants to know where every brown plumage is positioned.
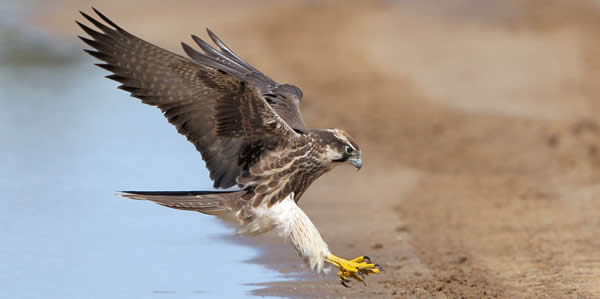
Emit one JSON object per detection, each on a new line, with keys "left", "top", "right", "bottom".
{"left": 78, "top": 9, "right": 376, "bottom": 284}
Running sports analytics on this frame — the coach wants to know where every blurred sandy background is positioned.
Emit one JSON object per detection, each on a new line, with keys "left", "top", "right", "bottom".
{"left": 27, "top": 0, "right": 600, "bottom": 297}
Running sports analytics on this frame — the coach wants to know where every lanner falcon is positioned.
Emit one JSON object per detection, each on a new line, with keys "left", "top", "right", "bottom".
{"left": 77, "top": 8, "right": 382, "bottom": 286}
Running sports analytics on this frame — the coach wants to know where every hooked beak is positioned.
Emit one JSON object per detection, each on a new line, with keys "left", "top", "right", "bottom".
{"left": 350, "top": 157, "right": 363, "bottom": 170}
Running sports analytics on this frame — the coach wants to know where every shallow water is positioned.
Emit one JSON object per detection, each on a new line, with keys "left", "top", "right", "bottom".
{"left": 0, "top": 29, "right": 283, "bottom": 299}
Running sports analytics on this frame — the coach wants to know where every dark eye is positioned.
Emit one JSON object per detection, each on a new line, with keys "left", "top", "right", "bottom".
{"left": 344, "top": 145, "right": 354, "bottom": 154}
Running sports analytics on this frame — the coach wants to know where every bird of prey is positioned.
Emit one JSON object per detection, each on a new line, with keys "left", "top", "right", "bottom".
{"left": 77, "top": 8, "right": 381, "bottom": 286}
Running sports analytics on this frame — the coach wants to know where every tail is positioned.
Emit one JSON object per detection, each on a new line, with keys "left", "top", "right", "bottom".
{"left": 118, "top": 190, "right": 243, "bottom": 215}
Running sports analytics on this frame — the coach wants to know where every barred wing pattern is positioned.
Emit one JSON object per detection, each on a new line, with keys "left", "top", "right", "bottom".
{"left": 77, "top": 9, "right": 302, "bottom": 188}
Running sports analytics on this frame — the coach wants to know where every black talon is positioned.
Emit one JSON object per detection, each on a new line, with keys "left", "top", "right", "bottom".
{"left": 357, "top": 271, "right": 367, "bottom": 286}
{"left": 341, "top": 278, "right": 352, "bottom": 288}
{"left": 363, "top": 256, "right": 371, "bottom": 263}
{"left": 357, "top": 270, "right": 365, "bottom": 280}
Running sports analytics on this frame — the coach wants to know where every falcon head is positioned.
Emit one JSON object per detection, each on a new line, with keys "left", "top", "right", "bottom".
{"left": 319, "top": 129, "right": 362, "bottom": 170}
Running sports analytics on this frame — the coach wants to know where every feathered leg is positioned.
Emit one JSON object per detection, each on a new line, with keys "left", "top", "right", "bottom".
{"left": 268, "top": 195, "right": 382, "bottom": 287}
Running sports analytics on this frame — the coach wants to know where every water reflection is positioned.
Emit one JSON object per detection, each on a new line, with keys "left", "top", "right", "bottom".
{"left": 0, "top": 43, "right": 282, "bottom": 298}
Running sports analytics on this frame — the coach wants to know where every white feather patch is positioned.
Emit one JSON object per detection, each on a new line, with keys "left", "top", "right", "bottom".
{"left": 240, "top": 193, "right": 331, "bottom": 272}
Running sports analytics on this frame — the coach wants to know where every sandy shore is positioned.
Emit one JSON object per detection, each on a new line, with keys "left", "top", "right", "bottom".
{"left": 42, "top": 0, "right": 600, "bottom": 297}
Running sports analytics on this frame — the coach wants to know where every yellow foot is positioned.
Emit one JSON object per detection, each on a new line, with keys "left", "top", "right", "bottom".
{"left": 325, "top": 254, "right": 383, "bottom": 287}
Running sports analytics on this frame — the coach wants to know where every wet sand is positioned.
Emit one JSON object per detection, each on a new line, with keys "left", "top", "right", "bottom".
{"left": 43, "top": 1, "right": 600, "bottom": 297}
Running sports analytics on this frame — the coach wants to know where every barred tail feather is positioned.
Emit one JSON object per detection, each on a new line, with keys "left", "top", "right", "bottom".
{"left": 118, "top": 190, "right": 243, "bottom": 215}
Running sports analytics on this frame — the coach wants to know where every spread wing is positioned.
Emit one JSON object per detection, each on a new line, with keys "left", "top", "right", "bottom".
{"left": 182, "top": 30, "right": 307, "bottom": 133}
{"left": 77, "top": 8, "right": 303, "bottom": 188}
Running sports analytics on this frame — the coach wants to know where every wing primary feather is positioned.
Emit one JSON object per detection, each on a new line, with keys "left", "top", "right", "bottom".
{"left": 80, "top": 11, "right": 117, "bottom": 34}
{"left": 181, "top": 41, "right": 246, "bottom": 77}
{"left": 206, "top": 28, "right": 259, "bottom": 72}
{"left": 91, "top": 7, "right": 125, "bottom": 32}
{"left": 191, "top": 35, "right": 244, "bottom": 70}
{"left": 78, "top": 36, "right": 102, "bottom": 49}
{"left": 76, "top": 21, "right": 114, "bottom": 43}
{"left": 181, "top": 42, "right": 204, "bottom": 60}
{"left": 106, "top": 74, "right": 128, "bottom": 83}
{"left": 95, "top": 63, "right": 120, "bottom": 73}
{"left": 118, "top": 85, "right": 141, "bottom": 93}
{"left": 180, "top": 44, "right": 244, "bottom": 77}
{"left": 83, "top": 49, "right": 111, "bottom": 60}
